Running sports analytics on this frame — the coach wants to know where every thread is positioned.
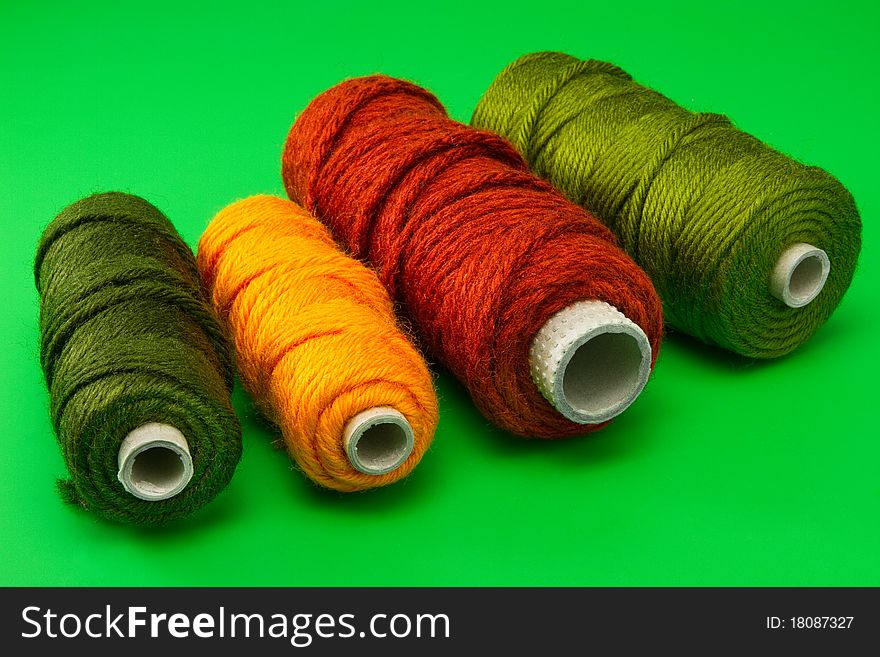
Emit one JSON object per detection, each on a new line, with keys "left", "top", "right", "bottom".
{"left": 196, "top": 195, "right": 438, "bottom": 491}
{"left": 34, "top": 192, "right": 241, "bottom": 524}
{"left": 282, "top": 75, "right": 663, "bottom": 439}
{"left": 472, "top": 52, "right": 862, "bottom": 358}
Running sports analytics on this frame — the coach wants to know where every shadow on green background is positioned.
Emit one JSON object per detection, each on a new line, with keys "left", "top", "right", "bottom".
{"left": 1, "top": 0, "right": 877, "bottom": 585}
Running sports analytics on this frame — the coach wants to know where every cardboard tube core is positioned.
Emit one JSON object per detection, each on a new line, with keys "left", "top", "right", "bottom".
{"left": 117, "top": 423, "right": 194, "bottom": 501}
{"left": 530, "top": 300, "right": 652, "bottom": 424}
{"left": 769, "top": 243, "right": 830, "bottom": 308}
{"left": 343, "top": 407, "right": 414, "bottom": 475}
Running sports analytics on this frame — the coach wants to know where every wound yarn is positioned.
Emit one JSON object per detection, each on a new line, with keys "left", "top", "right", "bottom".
{"left": 34, "top": 192, "right": 242, "bottom": 525}
{"left": 196, "top": 195, "right": 438, "bottom": 491}
{"left": 282, "top": 75, "right": 663, "bottom": 439}
{"left": 472, "top": 52, "right": 862, "bottom": 358}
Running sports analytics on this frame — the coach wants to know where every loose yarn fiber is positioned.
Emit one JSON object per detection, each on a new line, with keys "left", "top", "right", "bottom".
{"left": 472, "top": 52, "right": 861, "bottom": 358}
{"left": 196, "top": 195, "right": 438, "bottom": 491}
{"left": 282, "top": 75, "right": 663, "bottom": 439}
{"left": 34, "top": 192, "right": 241, "bottom": 525}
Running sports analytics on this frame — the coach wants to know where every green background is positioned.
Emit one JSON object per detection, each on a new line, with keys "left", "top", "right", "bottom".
{"left": 1, "top": 0, "right": 877, "bottom": 586}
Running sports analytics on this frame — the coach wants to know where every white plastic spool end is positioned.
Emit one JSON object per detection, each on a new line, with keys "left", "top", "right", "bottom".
{"left": 769, "top": 243, "right": 830, "bottom": 308}
{"left": 343, "top": 406, "right": 414, "bottom": 475}
{"left": 117, "top": 422, "right": 194, "bottom": 501}
{"left": 529, "top": 300, "right": 652, "bottom": 424}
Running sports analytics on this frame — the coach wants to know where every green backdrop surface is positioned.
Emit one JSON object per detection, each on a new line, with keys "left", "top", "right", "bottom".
{"left": 1, "top": 0, "right": 877, "bottom": 586}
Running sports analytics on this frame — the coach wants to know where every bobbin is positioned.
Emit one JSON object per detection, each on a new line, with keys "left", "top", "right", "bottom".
{"left": 471, "top": 52, "right": 862, "bottom": 359}
{"left": 529, "top": 301, "right": 652, "bottom": 424}
{"left": 343, "top": 407, "right": 414, "bottom": 475}
{"left": 769, "top": 243, "right": 830, "bottom": 309}
{"left": 117, "top": 423, "right": 194, "bottom": 501}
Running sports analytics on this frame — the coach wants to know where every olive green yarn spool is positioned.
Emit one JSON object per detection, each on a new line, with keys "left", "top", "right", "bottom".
{"left": 472, "top": 52, "right": 861, "bottom": 358}
{"left": 34, "top": 192, "right": 242, "bottom": 524}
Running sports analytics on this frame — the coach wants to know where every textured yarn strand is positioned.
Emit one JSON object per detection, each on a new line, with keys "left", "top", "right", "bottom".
{"left": 34, "top": 192, "right": 242, "bottom": 525}
{"left": 197, "top": 195, "right": 438, "bottom": 492}
{"left": 472, "top": 52, "right": 861, "bottom": 358}
{"left": 282, "top": 75, "right": 663, "bottom": 439}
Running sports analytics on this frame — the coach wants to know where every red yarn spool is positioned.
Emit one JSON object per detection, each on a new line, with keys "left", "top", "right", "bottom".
{"left": 282, "top": 75, "right": 663, "bottom": 439}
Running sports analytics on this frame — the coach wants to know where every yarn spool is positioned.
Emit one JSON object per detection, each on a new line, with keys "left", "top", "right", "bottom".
{"left": 282, "top": 75, "right": 663, "bottom": 439}
{"left": 196, "top": 195, "right": 438, "bottom": 491}
{"left": 34, "top": 192, "right": 241, "bottom": 524}
{"left": 472, "top": 52, "right": 861, "bottom": 358}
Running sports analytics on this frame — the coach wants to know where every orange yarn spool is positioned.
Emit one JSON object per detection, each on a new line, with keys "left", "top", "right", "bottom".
{"left": 197, "top": 195, "right": 438, "bottom": 491}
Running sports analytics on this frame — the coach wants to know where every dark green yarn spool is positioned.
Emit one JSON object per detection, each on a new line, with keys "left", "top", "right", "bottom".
{"left": 34, "top": 192, "right": 241, "bottom": 524}
{"left": 472, "top": 52, "right": 861, "bottom": 358}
